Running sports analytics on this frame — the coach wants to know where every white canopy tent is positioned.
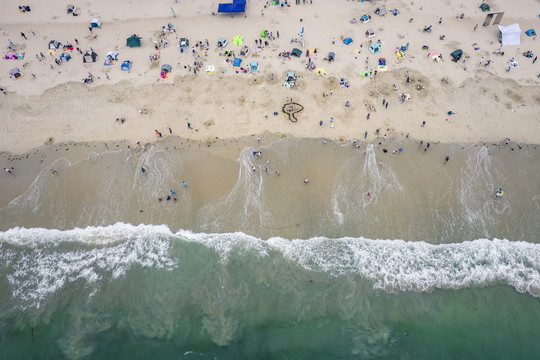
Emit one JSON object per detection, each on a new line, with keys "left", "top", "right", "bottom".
{"left": 498, "top": 24, "right": 521, "bottom": 46}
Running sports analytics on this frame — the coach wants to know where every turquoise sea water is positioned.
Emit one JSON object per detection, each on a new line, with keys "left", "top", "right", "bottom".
{"left": 1, "top": 139, "right": 539, "bottom": 359}
{"left": 0, "top": 226, "right": 539, "bottom": 359}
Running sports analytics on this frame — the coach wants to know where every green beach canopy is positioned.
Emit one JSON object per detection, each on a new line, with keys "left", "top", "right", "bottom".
{"left": 233, "top": 35, "right": 244, "bottom": 46}
{"left": 126, "top": 35, "right": 141, "bottom": 48}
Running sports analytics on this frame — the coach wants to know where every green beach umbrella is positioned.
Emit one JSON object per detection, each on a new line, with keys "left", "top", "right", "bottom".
{"left": 233, "top": 35, "right": 244, "bottom": 46}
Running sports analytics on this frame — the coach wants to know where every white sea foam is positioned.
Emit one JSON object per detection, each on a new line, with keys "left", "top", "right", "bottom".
{"left": 181, "top": 229, "right": 540, "bottom": 298}
{"left": 1, "top": 224, "right": 539, "bottom": 311}
{"left": 0, "top": 223, "right": 176, "bottom": 309}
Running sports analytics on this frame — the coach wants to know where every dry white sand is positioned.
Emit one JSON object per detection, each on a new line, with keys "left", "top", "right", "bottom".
{"left": 0, "top": 0, "right": 539, "bottom": 154}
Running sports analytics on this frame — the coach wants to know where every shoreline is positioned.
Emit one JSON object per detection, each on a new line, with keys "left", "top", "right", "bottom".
{"left": 1, "top": 133, "right": 537, "bottom": 211}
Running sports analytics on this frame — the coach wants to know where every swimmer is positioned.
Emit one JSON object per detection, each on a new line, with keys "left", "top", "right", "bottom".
{"left": 182, "top": 181, "right": 187, "bottom": 188}
{"left": 275, "top": 171, "right": 280, "bottom": 176}
{"left": 445, "top": 156, "right": 450, "bottom": 162}
{"left": 171, "top": 189, "right": 175, "bottom": 194}
{"left": 51, "top": 169, "right": 58, "bottom": 176}
{"left": 167, "top": 195, "right": 171, "bottom": 201}
{"left": 496, "top": 188, "right": 504, "bottom": 197}
{"left": 304, "top": 178, "right": 309, "bottom": 184}
{"left": 141, "top": 166, "right": 146, "bottom": 173}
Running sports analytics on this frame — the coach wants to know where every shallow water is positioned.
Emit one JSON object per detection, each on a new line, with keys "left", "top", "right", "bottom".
{"left": 1, "top": 138, "right": 538, "bottom": 242}
{"left": 0, "top": 138, "right": 539, "bottom": 359}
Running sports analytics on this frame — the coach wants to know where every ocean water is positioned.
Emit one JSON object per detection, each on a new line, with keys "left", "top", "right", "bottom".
{"left": 1, "top": 138, "right": 539, "bottom": 359}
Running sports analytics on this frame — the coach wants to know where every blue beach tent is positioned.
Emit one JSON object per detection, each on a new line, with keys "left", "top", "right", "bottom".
{"left": 218, "top": 0, "right": 246, "bottom": 13}
{"left": 525, "top": 29, "right": 536, "bottom": 37}
{"left": 233, "top": 58, "right": 242, "bottom": 66}
{"left": 343, "top": 37, "right": 353, "bottom": 45}
{"left": 121, "top": 60, "right": 132, "bottom": 71}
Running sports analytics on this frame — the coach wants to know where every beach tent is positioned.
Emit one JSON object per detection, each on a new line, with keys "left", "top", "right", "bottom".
{"left": 360, "top": 14, "right": 371, "bottom": 23}
{"left": 121, "top": 60, "right": 132, "bottom": 71}
{"left": 239, "top": 46, "right": 250, "bottom": 57}
{"left": 260, "top": 30, "right": 268, "bottom": 38}
{"left": 104, "top": 51, "right": 119, "bottom": 65}
{"left": 90, "top": 19, "right": 102, "bottom": 28}
{"left": 378, "top": 58, "right": 386, "bottom": 66}
{"left": 498, "top": 24, "right": 521, "bottom": 46}
{"left": 179, "top": 38, "right": 190, "bottom": 52}
{"left": 60, "top": 52, "right": 71, "bottom": 62}
{"left": 291, "top": 48, "right": 302, "bottom": 57}
{"left": 83, "top": 49, "right": 98, "bottom": 63}
{"left": 233, "top": 36, "right": 244, "bottom": 46}
{"left": 450, "top": 49, "right": 463, "bottom": 62}
{"left": 66, "top": 5, "right": 80, "bottom": 16}
{"left": 284, "top": 71, "right": 297, "bottom": 87}
{"left": 9, "top": 67, "right": 23, "bottom": 79}
{"left": 126, "top": 35, "right": 141, "bottom": 48}
{"left": 375, "top": 6, "right": 386, "bottom": 16}
{"left": 525, "top": 29, "right": 536, "bottom": 37}
{"left": 369, "top": 44, "right": 381, "bottom": 54}
{"left": 250, "top": 61, "right": 259, "bottom": 71}
{"left": 315, "top": 67, "right": 326, "bottom": 75}
{"left": 48, "top": 40, "right": 61, "bottom": 50}
{"left": 217, "top": 38, "right": 228, "bottom": 47}
{"left": 343, "top": 37, "right": 353, "bottom": 45}
{"left": 480, "top": 3, "right": 490, "bottom": 12}
{"left": 327, "top": 52, "right": 335, "bottom": 61}
{"left": 365, "top": 29, "right": 375, "bottom": 38}
{"left": 161, "top": 64, "right": 171, "bottom": 78}
{"left": 218, "top": 0, "right": 246, "bottom": 13}
{"left": 233, "top": 58, "right": 242, "bottom": 66}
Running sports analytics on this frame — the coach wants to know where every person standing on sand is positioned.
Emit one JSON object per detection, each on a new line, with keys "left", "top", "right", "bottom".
{"left": 20, "top": 32, "right": 26, "bottom": 40}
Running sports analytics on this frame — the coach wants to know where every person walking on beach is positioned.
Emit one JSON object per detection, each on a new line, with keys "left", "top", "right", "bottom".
{"left": 20, "top": 32, "right": 26, "bottom": 40}
{"left": 4, "top": 167, "right": 14, "bottom": 175}
{"left": 1, "top": 28, "right": 6, "bottom": 36}
{"left": 534, "top": 56, "right": 538, "bottom": 64}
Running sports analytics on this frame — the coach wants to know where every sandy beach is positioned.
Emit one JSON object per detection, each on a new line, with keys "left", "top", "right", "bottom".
{"left": 0, "top": 0, "right": 539, "bottom": 156}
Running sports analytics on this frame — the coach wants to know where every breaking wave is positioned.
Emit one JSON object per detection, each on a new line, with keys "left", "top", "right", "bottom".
{"left": 1, "top": 223, "right": 539, "bottom": 310}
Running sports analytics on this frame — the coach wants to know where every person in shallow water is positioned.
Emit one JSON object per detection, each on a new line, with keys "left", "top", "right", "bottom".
{"left": 496, "top": 188, "right": 504, "bottom": 197}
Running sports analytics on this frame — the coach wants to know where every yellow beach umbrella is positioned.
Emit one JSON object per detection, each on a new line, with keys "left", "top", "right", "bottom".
{"left": 233, "top": 35, "right": 244, "bottom": 46}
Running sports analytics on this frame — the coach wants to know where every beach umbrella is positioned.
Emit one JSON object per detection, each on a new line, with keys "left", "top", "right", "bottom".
{"left": 233, "top": 36, "right": 244, "bottom": 46}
